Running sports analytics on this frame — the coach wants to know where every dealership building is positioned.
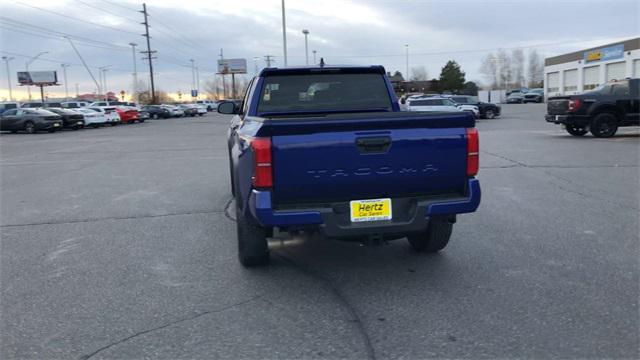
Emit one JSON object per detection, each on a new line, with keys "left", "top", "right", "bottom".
{"left": 544, "top": 37, "right": 640, "bottom": 97}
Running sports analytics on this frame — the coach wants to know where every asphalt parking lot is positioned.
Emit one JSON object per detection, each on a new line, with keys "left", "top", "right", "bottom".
{"left": 1, "top": 105, "right": 638, "bottom": 359}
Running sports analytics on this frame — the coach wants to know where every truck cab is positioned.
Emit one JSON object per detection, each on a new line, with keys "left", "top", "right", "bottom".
{"left": 545, "top": 78, "right": 639, "bottom": 137}
{"left": 219, "top": 65, "right": 481, "bottom": 266}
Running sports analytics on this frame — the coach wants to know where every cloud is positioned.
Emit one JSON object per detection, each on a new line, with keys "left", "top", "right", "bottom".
{"left": 0, "top": 0, "right": 638, "bottom": 100}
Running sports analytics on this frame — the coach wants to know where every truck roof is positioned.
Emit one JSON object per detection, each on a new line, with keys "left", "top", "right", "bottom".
{"left": 259, "top": 65, "right": 386, "bottom": 76}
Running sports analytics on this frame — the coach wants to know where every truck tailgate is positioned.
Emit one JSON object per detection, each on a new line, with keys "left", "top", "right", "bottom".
{"left": 265, "top": 112, "right": 472, "bottom": 204}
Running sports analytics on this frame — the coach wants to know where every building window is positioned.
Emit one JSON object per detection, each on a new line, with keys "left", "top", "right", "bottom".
{"left": 583, "top": 84, "right": 598, "bottom": 90}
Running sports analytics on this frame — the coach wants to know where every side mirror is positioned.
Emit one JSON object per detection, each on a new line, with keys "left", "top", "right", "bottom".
{"left": 217, "top": 101, "right": 238, "bottom": 115}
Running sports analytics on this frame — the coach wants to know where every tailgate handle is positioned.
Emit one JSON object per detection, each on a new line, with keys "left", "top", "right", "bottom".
{"left": 356, "top": 136, "right": 391, "bottom": 153}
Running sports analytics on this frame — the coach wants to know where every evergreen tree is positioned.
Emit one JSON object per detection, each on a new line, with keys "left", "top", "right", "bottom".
{"left": 439, "top": 60, "right": 466, "bottom": 93}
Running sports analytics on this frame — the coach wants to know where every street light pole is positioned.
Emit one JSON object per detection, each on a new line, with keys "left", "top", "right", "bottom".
{"left": 253, "top": 56, "right": 260, "bottom": 76}
{"left": 302, "top": 29, "right": 309, "bottom": 65}
{"left": 190, "top": 59, "right": 196, "bottom": 99}
{"left": 2, "top": 56, "right": 14, "bottom": 101}
{"left": 61, "top": 63, "right": 70, "bottom": 101}
{"left": 25, "top": 51, "right": 49, "bottom": 100}
{"left": 405, "top": 44, "right": 409, "bottom": 81}
{"left": 281, "top": 0, "right": 288, "bottom": 67}
{"left": 102, "top": 68, "right": 109, "bottom": 101}
{"left": 312, "top": 50, "right": 317, "bottom": 65}
{"left": 129, "top": 42, "right": 138, "bottom": 103}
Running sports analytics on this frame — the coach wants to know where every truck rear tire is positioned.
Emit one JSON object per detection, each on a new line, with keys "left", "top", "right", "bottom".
{"left": 566, "top": 125, "right": 588, "bottom": 136}
{"left": 407, "top": 220, "right": 452, "bottom": 253}
{"left": 236, "top": 203, "right": 269, "bottom": 267}
{"left": 590, "top": 113, "right": 618, "bottom": 138}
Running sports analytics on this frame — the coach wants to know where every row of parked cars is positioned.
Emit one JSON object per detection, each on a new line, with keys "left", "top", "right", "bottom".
{"left": 399, "top": 94, "right": 502, "bottom": 119}
{"left": 506, "top": 88, "right": 545, "bottom": 104}
{"left": 0, "top": 100, "right": 216, "bottom": 134}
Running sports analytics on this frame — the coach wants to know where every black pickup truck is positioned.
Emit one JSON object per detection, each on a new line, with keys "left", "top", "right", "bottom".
{"left": 545, "top": 78, "right": 639, "bottom": 137}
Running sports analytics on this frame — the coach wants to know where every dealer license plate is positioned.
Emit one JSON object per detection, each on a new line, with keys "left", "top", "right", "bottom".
{"left": 350, "top": 198, "right": 392, "bottom": 223}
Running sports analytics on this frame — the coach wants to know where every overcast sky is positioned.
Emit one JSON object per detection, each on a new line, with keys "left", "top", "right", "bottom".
{"left": 0, "top": 0, "right": 638, "bottom": 100}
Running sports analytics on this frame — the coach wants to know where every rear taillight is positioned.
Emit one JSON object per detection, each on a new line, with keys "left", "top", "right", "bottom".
{"left": 568, "top": 99, "right": 582, "bottom": 112}
{"left": 466, "top": 128, "right": 479, "bottom": 177}
{"left": 251, "top": 137, "right": 273, "bottom": 188}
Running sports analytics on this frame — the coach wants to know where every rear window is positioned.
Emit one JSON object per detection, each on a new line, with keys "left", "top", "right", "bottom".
{"left": 409, "top": 99, "right": 441, "bottom": 106}
{"left": 257, "top": 73, "right": 392, "bottom": 114}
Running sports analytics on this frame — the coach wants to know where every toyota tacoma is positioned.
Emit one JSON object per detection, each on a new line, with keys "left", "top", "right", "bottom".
{"left": 219, "top": 65, "right": 481, "bottom": 266}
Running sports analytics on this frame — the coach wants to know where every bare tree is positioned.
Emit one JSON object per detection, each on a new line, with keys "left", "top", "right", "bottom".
{"left": 204, "top": 78, "right": 222, "bottom": 100}
{"left": 527, "top": 49, "right": 544, "bottom": 88}
{"left": 479, "top": 53, "right": 498, "bottom": 89}
{"left": 496, "top": 48, "right": 512, "bottom": 89}
{"left": 511, "top": 49, "right": 525, "bottom": 88}
{"left": 410, "top": 66, "right": 428, "bottom": 81}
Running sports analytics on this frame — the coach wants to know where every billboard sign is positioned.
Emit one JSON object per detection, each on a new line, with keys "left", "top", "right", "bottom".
{"left": 217, "top": 58, "right": 247, "bottom": 74}
{"left": 17, "top": 71, "right": 58, "bottom": 85}
{"left": 584, "top": 44, "right": 625, "bottom": 63}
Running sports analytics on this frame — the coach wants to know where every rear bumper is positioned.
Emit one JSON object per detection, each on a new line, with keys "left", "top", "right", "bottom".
{"left": 248, "top": 178, "right": 481, "bottom": 238}
{"left": 545, "top": 114, "right": 590, "bottom": 126}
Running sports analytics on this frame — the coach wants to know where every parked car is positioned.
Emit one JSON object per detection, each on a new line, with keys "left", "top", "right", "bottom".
{"left": 21, "top": 101, "right": 63, "bottom": 108}
{"left": 142, "top": 105, "right": 171, "bottom": 119}
{"left": 75, "top": 108, "right": 107, "bottom": 128}
{"left": 406, "top": 97, "right": 463, "bottom": 112}
{"left": 89, "top": 101, "right": 128, "bottom": 107}
{"left": 138, "top": 110, "right": 150, "bottom": 121}
{"left": 506, "top": 92, "right": 525, "bottom": 104}
{"left": 0, "top": 101, "right": 21, "bottom": 115}
{"left": 545, "top": 78, "right": 639, "bottom": 138}
{"left": 61, "top": 101, "right": 90, "bottom": 109}
{"left": 196, "top": 100, "right": 217, "bottom": 111}
{"left": 176, "top": 104, "right": 198, "bottom": 117}
{"left": 161, "top": 105, "right": 184, "bottom": 117}
{"left": 192, "top": 104, "right": 208, "bottom": 116}
{"left": 523, "top": 88, "right": 544, "bottom": 103}
{"left": 450, "top": 95, "right": 501, "bottom": 119}
{"left": 0, "top": 108, "right": 62, "bottom": 133}
{"left": 221, "top": 65, "right": 480, "bottom": 266}
{"left": 506, "top": 88, "right": 529, "bottom": 97}
{"left": 114, "top": 106, "right": 140, "bottom": 124}
{"left": 44, "top": 108, "right": 85, "bottom": 130}
{"left": 89, "top": 107, "right": 121, "bottom": 126}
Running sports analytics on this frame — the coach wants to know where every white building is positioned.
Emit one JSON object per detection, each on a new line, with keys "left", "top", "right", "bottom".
{"left": 544, "top": 37, "right": 640, "bottom": 97}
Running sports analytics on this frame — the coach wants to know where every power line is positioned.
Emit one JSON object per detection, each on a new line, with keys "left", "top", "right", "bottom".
{"left": 15, "top": 1, "right": 140, "bottom": 36}
{"left": 75, "top": 0, "right": 140, "bottom": 23}
{"left": 0, "top": 50, "right": 130, "bottom": 72}
{"left": 0, "top": 25, "right": 129, "bottom": 53}
{"left": 0, "top": 17, "right": 130, "bottom": 50}
{"left": 99, "top": 0, "right": 139, "bottom": 12}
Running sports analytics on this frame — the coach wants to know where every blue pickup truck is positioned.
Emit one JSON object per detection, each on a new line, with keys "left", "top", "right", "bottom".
{"left": 218, "top": 65, "right": 481, "bottom": 266}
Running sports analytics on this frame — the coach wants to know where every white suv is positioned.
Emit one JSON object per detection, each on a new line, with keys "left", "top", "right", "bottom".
{"left": 196, "top": 100, "right": 217, "bottom": 111}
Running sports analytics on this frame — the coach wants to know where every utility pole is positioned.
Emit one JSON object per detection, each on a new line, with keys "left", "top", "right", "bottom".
{"left": 405, "top": 44, "right": 409, "bottom": 81}
{"left": 101, "top": 67, "right": 110, "bottom": 100}
{"left": 219, "top": 48, "right": 226, "bottom": 99}
{"left": 61, "top": 63, "right": 69, "bottom": 101}
{"left": 190, "top": 59, "right": 196, "bottom": 99}
{"left": 140, "top": 3, "right": 157, "bottom": 104}
{"left": 302, "top": 29, "right": 309, "bottom": 65}
{"left": 281, "top": 0, "right": 288, "bottom": 67}
{"left": 264, "top": 55, "right": 275, "bottom": 67}
{"left": 129, "top": 43, "right": 138, "bottom": 103}
{"left": 312, "top": 50, "right": 317, "bottom": 65}
{"left": 2, "top": 56, "right": 14, "bottom": 101}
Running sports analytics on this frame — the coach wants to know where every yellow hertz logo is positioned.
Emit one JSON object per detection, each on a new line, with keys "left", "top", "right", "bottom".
{"left": 586, "top": 50, "right": 602, "bottom": 62}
